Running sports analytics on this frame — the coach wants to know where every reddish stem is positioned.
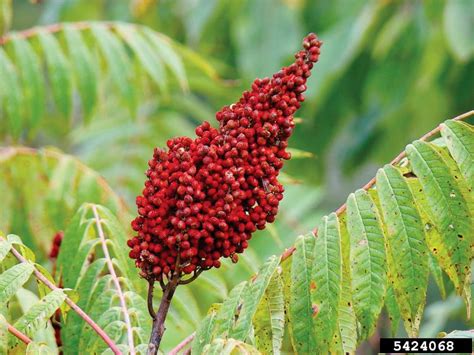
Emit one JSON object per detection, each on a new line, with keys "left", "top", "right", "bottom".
{"left": 6, "top": 321, "right": 32, "bottom": 345}
{"left": 147, "top": 274, "right": 180, "bottom": 355}
{"left": 0, "top": 22, "right": 93, "bottom": 45}
{"left": 168, "top": 332, "right": 196, "bottom": 355}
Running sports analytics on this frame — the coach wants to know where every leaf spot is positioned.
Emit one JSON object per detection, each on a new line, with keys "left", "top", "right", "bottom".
{"left": 358, "top": 239, "right": 368, "bottom": 247}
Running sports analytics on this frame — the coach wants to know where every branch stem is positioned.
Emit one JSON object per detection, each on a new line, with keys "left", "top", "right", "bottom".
{"left": 147, "top": 275, "right": 180, "bottom": 355}
{"left": 6, "top": 321, "right": 32, "bottom": 345}
{"left": 0, "top": 22, "right": 96, "bottom": 45}
{"left": 168, "top": 332, "right": 196, "bottom": 355}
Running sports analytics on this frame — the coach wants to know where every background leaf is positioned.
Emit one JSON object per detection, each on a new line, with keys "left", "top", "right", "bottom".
{"left": 443, "top": 0, "right": 474, "bottom": 61}
{"left": 0, "top": 0, "right": 11, "bottom": 36}
{"left": 37, "top": 30, "right": 72, "bottom": 118}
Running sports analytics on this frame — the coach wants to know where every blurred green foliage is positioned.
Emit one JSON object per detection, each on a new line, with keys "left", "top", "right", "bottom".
{"left": 8, "top": 0, "right": 474, "bottom": 207}
{"left": 1, "top": 0, "right": 473, "bottom": 351}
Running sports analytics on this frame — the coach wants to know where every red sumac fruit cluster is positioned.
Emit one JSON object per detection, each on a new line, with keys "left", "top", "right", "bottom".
{"left": 49, "top": 231, "right": 64, "bottom": 259}
{"left": 128, "top": 33, "right": 322, "bottom": 281}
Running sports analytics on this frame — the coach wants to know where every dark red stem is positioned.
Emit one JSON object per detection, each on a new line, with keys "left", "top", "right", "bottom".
{"left": 147, "top": 274, "right": 180, "bottom": 355}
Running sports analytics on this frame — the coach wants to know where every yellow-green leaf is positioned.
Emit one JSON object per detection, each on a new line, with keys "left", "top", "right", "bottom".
{"left": 289, "top": 234, "right": 316, "bottom": 353}
{"left": 254, "top": 272, "right": 284, "bottom": 354}
{"left": 406, "top": 141, "right": 472, "bottom": 313}
{"left": 440, "top": 120, "right": 474, "bottom": 189}
{"left": 346, "top": 189, "right": 387, "bottom": 339}
{"left": 376, "top": 165, "right": 429, "bottom": 337}
{"left": 230, "top": 255, "right": 279, "bottom": 341}
{"left": 0, "top": 263, "right": 34, "bottom": 306}
{"left": 312, "top": 213, "right": 342, "bottom": 351}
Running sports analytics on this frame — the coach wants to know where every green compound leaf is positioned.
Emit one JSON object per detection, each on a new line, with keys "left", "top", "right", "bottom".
{"left": 440, "top": 120, "right": 474, "bottom": 189}
{"left": 92, "top": 204, "right": 141, "bottom": 292}
{"left": 312, "top": 213, "right": 342, "bottom": 352}
{"left": 289, "top": 234, "right": 317, "bottom": 353}
{"left": 0, "top": 314, "right": 8, "bottom": 354}
{"left": 56, "top": 206, "right": 91, "bottom": 288}
{"left": 124, "top": 291, "right": 151, "bottom": 343}
{"left": 279, "top": 256, "right": 295, "bottom": 353}
{"left": 202, "top": 338, "right": 260, "bottom": 355}
{"left": 0, "top": 263, "right": 34, "bottom": 306}
{"left": 428, "top": 253, "right": 446, "bottom": 299}
{"left": 79, "top": 287, "right": 115, "bottom": 350}
{"left": 406, "top": 141, "right": 473, "bottom": 313}
{"left": 440, "top": 329, "right": 474, "bottom": 339}
{"left": 60, "top": 259, "right": 106, "bottom": 350}
{"left": 346, "top": 189, "right": 387, "bottom": 339}
{"left": 443, "top": 0, "right": 474, "bottom": 61}
{"left": 115, "top": 24, "right": 167, "bottom": 93}
{"left": 189, "top": 118, "right": 474, "bottom": 354}
{"left": 193, "top": 272, "right": 228, "bottom": 300}
{"left": 36, "top": 30, "right": 72, "bottom": 118}
{"left": 385, "top": 286, "right": 401, "bottom": 336}
{"left": 376, "top": 165, "right": 429, "bottom": 337}
{"left": 254, "top": 272, "right": 285, "bottom": 354}
{"left": 64, "top": 25, "right": 98, "bottom": 121}
{"left": 25, "top": 341, "right": 56, "bottom": 355}
{"left": 192, "top": 306, "right": 219, "bottom": 355}
{"left": 406, "top": 176, "right": 467, "bottom": 303}
{"left": 90, "top": 24, "right": 136, "bottom": 112}
{"left": 142, "top": 28, "right": 188, "bottom": 91}
{"left": 0, "top": 0, "right": 12, "bottom": 36}
{"left": 12, "top": 289, "right": 66, "bottom": 347}
{"left": 10, "top": 35, "right": 45, "bottom": 128}
{"left": 331, "top": 214, "right": 357, "bottom": 354}
{"left": 0, "top": 238, "right": 11, "bottom": 263}
{"left": 0, "top": 47, "right": 22, "bottom": 137}
{"left": 213, "top": 281, "right": 247, "bottom": 338}
{"left": 229, "top": 255, "right": 279, "bottom": 341}
{"left": 0, "top": 22, "right": 198, "bottom": 130}
{"left": 87, "top": 320, "right": 126, "bottom": 354}
{"left": 333, "top": 266, "right": 357, "bottom": 354}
